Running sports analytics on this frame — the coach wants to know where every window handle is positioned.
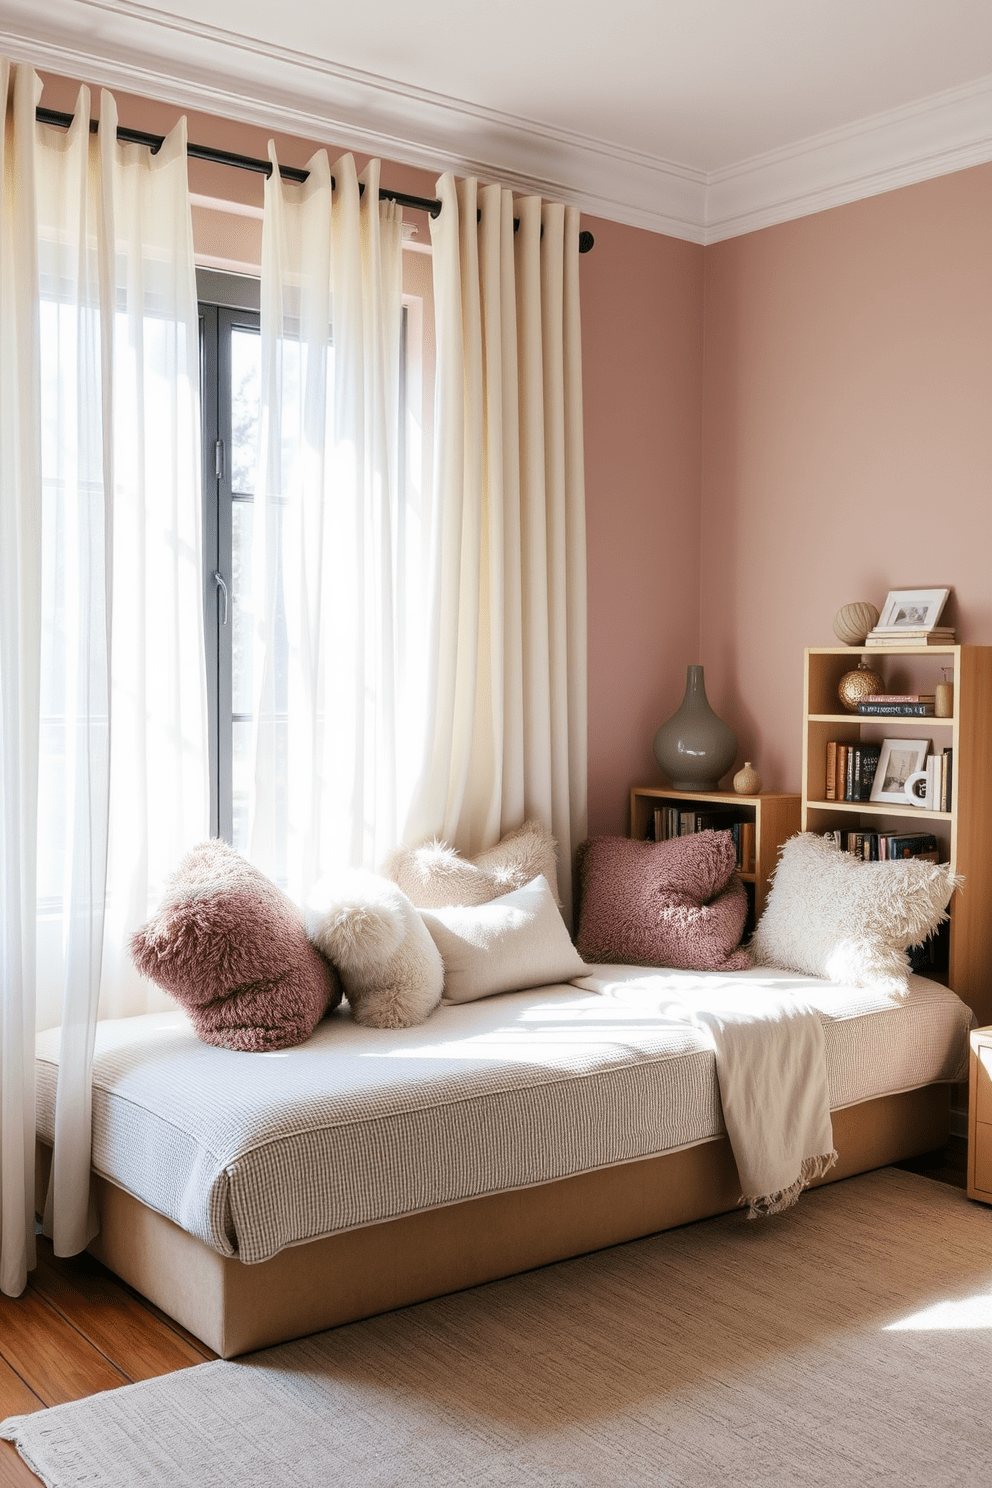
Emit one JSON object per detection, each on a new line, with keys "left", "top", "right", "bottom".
{"left": 212, "top": 570, "right": 229, "bottom": 625}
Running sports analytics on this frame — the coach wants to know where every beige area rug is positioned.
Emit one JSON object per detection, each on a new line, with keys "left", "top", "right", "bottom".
{"left": 5, "top": 1167, "right": 992, "bottom": 1487}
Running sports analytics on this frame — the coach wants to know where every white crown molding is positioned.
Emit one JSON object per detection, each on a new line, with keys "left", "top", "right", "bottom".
{"left": 703, "top": 74, "right": 992, "bottom": 244}
{"left": 3, "top": 0, "right": 992, "bottom": 245}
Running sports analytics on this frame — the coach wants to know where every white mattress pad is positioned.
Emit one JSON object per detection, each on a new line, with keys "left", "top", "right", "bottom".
{"left": 35, "top": 966, "right": 971, "bottom": 1264}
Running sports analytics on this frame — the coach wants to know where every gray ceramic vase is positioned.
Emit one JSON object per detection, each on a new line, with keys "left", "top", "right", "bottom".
{"left": 652, "top": 665, "right": 738, "bottom": 791}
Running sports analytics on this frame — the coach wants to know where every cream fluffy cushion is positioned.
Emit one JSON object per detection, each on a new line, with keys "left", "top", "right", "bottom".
{"left": 420, "top": 875, "right": 586, "bottom": 1004}
{"left": 382, "top": 820, "right": 561, "bottom": 908}
{"left": 750, "top": 832, "right": 959, "bottom": 993}
{"left": 305, "top": 871, "right": 443, "bottom": 1029}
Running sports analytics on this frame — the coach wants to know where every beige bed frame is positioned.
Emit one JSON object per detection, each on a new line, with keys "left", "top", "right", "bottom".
{"left": 36, "top": 1083, "right": 948, "bottom": 1358}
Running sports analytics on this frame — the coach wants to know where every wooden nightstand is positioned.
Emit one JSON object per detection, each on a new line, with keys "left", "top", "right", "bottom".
{"left": 967, "top": 1027, "right": 992, "bottom": 1202}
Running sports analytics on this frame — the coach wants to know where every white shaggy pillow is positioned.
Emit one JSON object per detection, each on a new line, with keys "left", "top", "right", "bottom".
{"left": 305, "top": 871, "right": 443, "bottom": 1028}
{"left": 750, "top": 832, "right": 959, "bottom": 993}
{"left": 420, "top": 875, "right": 586, "bottom": 1004}
{"left": 381, "top": 820, "right": 561, "bottom": 908}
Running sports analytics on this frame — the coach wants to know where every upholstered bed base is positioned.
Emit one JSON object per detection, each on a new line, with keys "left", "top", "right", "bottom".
{"left": 36, "top": 1082, "right": 949, "bottom": 1358}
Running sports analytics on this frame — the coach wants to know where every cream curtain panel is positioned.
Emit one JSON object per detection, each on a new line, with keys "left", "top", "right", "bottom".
{"left": 0, "top": 63, "right": 207, "bottom": 1296}
{"left": 249, "top": 150, "right": 419, "bottom": 900}
{"left": 405, "top": 176, "right": 588, "bottom": 921}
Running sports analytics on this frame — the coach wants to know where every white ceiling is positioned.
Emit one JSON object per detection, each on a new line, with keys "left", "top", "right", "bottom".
{"left": 5, "top": 0, "right": 992, "bottom": 241}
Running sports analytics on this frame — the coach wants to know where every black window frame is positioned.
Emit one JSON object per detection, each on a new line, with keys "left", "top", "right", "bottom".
{"left": 197, "top": 268, "right": 261, "bottom": 843}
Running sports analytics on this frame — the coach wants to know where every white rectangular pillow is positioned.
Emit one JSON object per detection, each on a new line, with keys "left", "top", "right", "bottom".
{"left": 419, "top": 875, "right": 587, "bottom": 1004}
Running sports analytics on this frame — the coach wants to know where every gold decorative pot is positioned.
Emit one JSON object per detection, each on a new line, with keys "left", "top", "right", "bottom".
{"left": 837, "top": 659, "right": 884, "bottom": 713}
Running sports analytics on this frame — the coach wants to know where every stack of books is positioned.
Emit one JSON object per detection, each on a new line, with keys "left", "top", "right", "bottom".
{"left": 865, "top": 626, "right": 955, "bottom": 648}
{"left": 822, "top": 830, "right": 938, "bottom": 862}
{"left": 825, "top": 741, "right": 882, "bottom": 801}
{"left": 856, "top": 693, "right": 935, "bottom": 717}
{"left": 651, "top": 806, "right": 737, "bottom": 842}
{"left": 649, "top": 808, "right": 754, "bottom": 873}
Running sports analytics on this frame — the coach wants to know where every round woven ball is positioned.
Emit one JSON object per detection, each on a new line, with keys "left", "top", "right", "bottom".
{"left": 832, "top": 601, "right": 880, "bottom": 646}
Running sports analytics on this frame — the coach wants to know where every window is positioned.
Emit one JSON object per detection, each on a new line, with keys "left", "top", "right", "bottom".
{"left": 198, "top": 269, "right": 419, "bottom": 860}
{"left": 198, "top": 269, "right": 262, "bottom": 848}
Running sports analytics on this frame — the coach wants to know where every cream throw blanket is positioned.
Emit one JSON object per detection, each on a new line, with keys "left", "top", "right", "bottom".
{"left": 575, "top": 971, "right": 837, "bottom": 1216}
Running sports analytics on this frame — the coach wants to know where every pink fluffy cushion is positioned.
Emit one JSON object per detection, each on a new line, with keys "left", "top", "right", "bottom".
{"left": 575, "top": 831, "right": 750, "bottom": 972}
{"left": 130, "top": 840, "right": 342, "bottom": 1052}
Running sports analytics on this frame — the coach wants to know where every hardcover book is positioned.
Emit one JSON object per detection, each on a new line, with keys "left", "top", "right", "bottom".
{"left": 857, "top": 702, "right": 935, "bottom": 716}
{"left": 825, "top": 740, "right": 837, "bottom": 800}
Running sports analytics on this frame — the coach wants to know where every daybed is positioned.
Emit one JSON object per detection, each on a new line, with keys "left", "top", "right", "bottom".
{"left": 35, "top": 962, "right": 970, "bottom": 1358}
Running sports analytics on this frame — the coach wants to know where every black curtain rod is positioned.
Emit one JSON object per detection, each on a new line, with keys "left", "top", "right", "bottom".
{"left": 35, "top": 107, "right": 595, "bottom": 254}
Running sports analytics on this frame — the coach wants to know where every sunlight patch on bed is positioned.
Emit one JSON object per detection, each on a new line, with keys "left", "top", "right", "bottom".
{"left": 374, "top": 1022, "right": 706, "bottom": 1062}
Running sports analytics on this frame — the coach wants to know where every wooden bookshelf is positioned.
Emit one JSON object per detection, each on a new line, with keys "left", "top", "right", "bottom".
{"left": 802, "top": 645, "right": 992, "bottom": 1024}
{"left": 629, "top": 785, "right": 800, "bottom": 926}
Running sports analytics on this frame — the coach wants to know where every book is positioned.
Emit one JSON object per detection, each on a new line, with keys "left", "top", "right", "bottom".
{"left": 825, "top": 740, "right": 837, "bottom": 801}
{"left": 856, "top": 703, "right": 935, "bottom": 716}
{"left": 738, "top": 821, "right": 755, "bottom": 874}
{"left": 866, "top": 634, "right": 955, "bottom": 648}
{"left": 846, "top": 746, "right": 855, "bottom": 801}
{"left": 885, "top": 832, "right": 938, "bottom": 860}
{"left": 943, "top": 747, "right": 953, "bottom": 811}
{"left": 837, "top": 744, "right": 848, "bottom": 801}
{"left": 861, "top": 694, "right": 935, "bottom": 703}
{"left": 855, "top": 743, "right": 881, "bottom": 800}
{"left": 868, "top": 626, "right": 954, "bottom": 638}
{"left": 926, "top": 754, "right": 941, "bottom": 812}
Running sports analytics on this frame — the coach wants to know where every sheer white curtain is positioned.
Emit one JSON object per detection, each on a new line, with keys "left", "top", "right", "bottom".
{"left": 249, "top": 149, "right": 416, "bottom": 900}
{"left": 404, "top": 176, "right": 588, "bottom": 921}
{"left": 0, "top": 63, "right": 207, "bottom": 1296}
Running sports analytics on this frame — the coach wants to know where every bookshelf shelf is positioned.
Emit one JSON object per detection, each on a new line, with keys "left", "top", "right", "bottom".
{"left": 808, "top": 713, "right": 954, "bottom": 727}
{"left": 629, "top": 785, "right": 800, "bottom": 926}
{"left": 805, "top": 800, "right": 952, "bottom": 821}
{"left": 802, "top": 645, "right": 992, "bottom": 1024}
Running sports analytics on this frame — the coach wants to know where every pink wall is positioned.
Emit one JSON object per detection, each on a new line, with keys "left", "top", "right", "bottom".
{"left": 581, "top": 220, "right": 704, "bottom": 834}
{"left": 700, "top": 166, "right": 992, "bottom": 794}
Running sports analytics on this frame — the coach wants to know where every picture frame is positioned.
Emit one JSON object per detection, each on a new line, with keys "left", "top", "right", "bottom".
{"left": 876, "top": 587, "right": 949, "bottom": 632}
{"left": 869, "top": 738, "right": 931, "bottom": 805}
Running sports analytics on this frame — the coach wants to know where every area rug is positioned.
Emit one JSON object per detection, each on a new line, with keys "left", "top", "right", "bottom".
{"left": 5, "top": 1167, "right": 992, "bottom": 1487}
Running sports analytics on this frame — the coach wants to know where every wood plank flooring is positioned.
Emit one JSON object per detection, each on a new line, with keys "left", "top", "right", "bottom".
{"left": 0, "top": 1138, "right": 970, "bottom": 1486}
{"left": 0, "top": 1235, "right": 214, "bottom": 1487}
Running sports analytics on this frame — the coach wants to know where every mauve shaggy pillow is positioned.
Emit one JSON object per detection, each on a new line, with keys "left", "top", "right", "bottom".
{"left": 381, "top": 820, "right": 561, "bottom": 908}
{"left": 575, "top": 831, "right": 750, "bottom": 972}
{"left": 130, "top": 840, "right": 342, "bottom": 1052}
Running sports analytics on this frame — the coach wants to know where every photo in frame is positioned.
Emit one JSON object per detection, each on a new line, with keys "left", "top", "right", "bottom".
{"left": 869, "top": 738, "right": 931, "bottom": 805}
{"left": 876, "top": 587, "right": 949, "bottom": 632}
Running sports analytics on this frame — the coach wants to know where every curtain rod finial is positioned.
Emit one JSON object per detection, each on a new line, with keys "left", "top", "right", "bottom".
{"left": 578, "top": 230, "right": 594, "bottom": 254}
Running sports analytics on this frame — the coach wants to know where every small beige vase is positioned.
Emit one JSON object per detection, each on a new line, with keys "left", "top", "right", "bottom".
{"left": 733, "top": 762, "right": 762, "bottom": 795}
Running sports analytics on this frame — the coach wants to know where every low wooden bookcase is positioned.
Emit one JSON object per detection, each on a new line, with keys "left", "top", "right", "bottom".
{"left": 629, "top": 786, "right": 800, "bottom": 927}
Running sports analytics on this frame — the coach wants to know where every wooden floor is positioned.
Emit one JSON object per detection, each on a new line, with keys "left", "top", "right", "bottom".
{"left": 0, "top": 1138, "right": 971, "bottom": 1486}
{"left": 0, "top": 1235, "right": 215, "bottom": 1487}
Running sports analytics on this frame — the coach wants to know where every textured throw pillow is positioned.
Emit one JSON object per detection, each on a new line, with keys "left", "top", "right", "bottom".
{"left": 305, "top": 871, "right": 443, "bottom": 1029}
{"left": 382, "top": 820, "right": 561, "bottom": 908}
{"left": 129, "top": 840, "right": 342, "bottom": 1052}
{"left": 750, "top": 832, "right": 959, "bottom": 992}
{"left": 574, "top": 832, "right": 750, "bottom": 972}
{"left": 420, "top": 875, "right": 586, "bottom": 1004}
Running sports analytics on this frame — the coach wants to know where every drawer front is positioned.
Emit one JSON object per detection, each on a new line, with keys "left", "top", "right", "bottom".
{"left": 973, "top": 1122, "right": 992, "bottom": 1197}
{"left": 975, "top": 1044, "right": 992, "bottom": 1127}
